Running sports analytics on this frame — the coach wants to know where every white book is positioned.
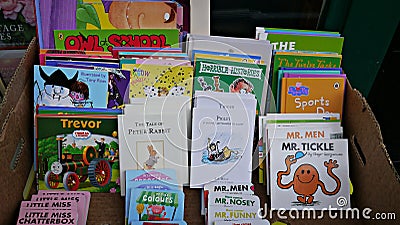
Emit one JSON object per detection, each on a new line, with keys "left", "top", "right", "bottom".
{"left": 118, "top": 96, "right": 190, "bottom": 196}
{"left": 190, "top": 103, "right": 256, "bottom": 188}
{"left": 269, "top": 138, "right": 350, "bottom": 210}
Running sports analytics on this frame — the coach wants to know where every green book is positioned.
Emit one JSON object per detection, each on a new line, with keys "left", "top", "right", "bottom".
{"left": 194, "top": 58, "right": 267, "bottom": 115}
{"left": 256, "top": 28, "right": 344, "bottom": 54}
{"left": 54, "top": 29, "right": 180, "bottom": 52}
{"left": 269, "top": 52, "right": 342, "bottom": 110}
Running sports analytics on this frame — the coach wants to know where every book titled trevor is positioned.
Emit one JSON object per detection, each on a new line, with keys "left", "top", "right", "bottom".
{"left": 269, "top": 138, "right": 350, "bottom": 210}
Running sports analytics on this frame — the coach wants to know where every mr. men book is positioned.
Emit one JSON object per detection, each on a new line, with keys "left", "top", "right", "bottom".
{"left": 128, "top": 189, "right": 185, "bottom": 224}
{"left": 35, "top": 114, "right": 120, "bottom": 192}
{"left": 279, "top": 77, "right": 346, "bottom": 118}
{"left": 269, "top": 138, "right": 350, "bottom": 210}
{"left": 33, "top": 65, "right": 109, "bottom": 109}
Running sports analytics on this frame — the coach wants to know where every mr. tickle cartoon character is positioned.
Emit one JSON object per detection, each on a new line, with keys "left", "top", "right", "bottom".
{"left": 35, "top": 67, "right": 78, "bottom": 106}
{"left": 277, "top": 154, "right": 341, "bottom": 204}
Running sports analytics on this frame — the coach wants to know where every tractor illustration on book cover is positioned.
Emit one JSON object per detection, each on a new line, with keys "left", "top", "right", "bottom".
{"left": 43, "top": 135, "right": 117, "bottom": 191}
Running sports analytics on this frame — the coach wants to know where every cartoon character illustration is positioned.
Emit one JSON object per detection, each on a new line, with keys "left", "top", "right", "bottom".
{"left": 277, "top": 154, "right": 341, "bottom": 204}
{"left": 69, "top": 80, "right": 92, "bottom": 108}
{"left": 146, "top": 205, "right": 167, "bottom": 220}
{"left": 94, "top": 138, "right": 107, "bottom": 158}
{"left": 107, "top": 72, "right": 124, "bottom": 108}
{"left": 230, "top": 77, "right": 254, "bottom": 94}
{"left": 207, "top": 138, "right": 220, "bottom": 161}
{"left": 35, "top": 66, "right": 78, "bottom": 106}
{"left": 212, "top": 76, "right": 224, "bottom": 92}
{"left": 206, "top": 138, "right": 238, "bottom": 162}
{"left": 107, "top": 1, "right": 177, "bottom": 29}
{"left": 144, "top": 145, "right": 159, "bottom": 169}
{"left": 197, "top": 77, "right": 212, "bottom": 91}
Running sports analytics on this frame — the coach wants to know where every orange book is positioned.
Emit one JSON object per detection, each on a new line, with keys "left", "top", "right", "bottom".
{"left": 280, "top": 77, "right": 346, "bottom": 118}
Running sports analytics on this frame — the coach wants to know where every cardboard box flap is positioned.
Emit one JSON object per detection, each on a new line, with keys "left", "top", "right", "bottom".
{"left": 343, "top": 81, "right": 400, "bottom": 219}
{"left": 0, "top": 37, "right": 37, "bottom": 225}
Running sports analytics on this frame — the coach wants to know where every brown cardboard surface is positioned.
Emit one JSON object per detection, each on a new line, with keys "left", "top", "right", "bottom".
{"left": 1, "top": 39, "right": 399, "bottom": 225}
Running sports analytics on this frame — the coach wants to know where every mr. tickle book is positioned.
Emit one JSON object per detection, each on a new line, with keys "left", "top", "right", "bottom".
{"left": 35, "top": 114, "right": 120, "bottom": 193}
{"left": 269, "top": 138, "right": 350, "bottom": 210}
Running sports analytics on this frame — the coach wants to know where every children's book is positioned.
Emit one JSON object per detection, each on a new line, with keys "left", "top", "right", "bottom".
{"left": 35, "top": 0, "right": 184, "bottom": 49}
{"left": 128, "top": 189, "right": 185, "bottom": 224}
{"left": 54, "top": 29, "right": 180, "bottom": 52}
{"left": 190, "top": 93, "right": 256, "bottom": 188}
{"left": 19, "top": 200, "right": 80, "bottom": 225}
{"left": 193, "top": 58, "right": 267, "bottom": 115}
{"left": 256, "top": 28, "right": 344, "bottom": 53}
{"left": 125, "top": 169, "right": 180, "bottom": 223}
{"left": 17, "top": 207, "right": 79, "bottom": 225}
{"left": 269, "top": 51, "right": 342, "bottom": 109}
{"left": 118, "top": 96, "right": 191, "bottom": 191}
{"left": 0, "top": 0, "right": 36, "bottom": 49}
{"left": 35, "top": 114, "right": 120, "bottom": 193}
{"left": 207, "top": 192, "right": 261, "bottom": 225}
{"left": 214, "top": 220, "right": 270, "bottom": 225}
{"left": 112, "top": 47, "right": 183, "bottom": 58}
{"left": 121, "top": 63, "right": 193, "bottom": 99}
{"left": 33, "top": 65, "right": 109, "bottom": 109}
{"left": 192, "top": 49, "right": 263, "bottom": 64}
{"left": 279, "top": 77, "right": 346, "bottom": 118}
{"left": 131, "top": 222, "right": 187, "bottom": 225}
{"left": 269, "top": 138, "right": 350, "bottom": 210}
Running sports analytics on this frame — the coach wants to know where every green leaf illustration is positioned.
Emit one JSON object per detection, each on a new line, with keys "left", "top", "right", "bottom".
{"left": 76, "top": 4, "right": 101, "bottom": 29}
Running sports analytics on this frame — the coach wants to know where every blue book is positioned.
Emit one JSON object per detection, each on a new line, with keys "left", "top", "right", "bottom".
{"left": 129, "top": 189, "right": 185, "bottom": 224}
{"left": 125, "top": 169, "right": 180, "bottom": 223}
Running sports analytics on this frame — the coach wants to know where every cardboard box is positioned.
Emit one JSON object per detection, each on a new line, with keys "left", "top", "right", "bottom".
{"left": 1, "top": 38, "right": 399, "bottom": 225}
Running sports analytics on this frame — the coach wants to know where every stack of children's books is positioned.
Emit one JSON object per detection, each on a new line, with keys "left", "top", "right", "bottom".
{"left": 125, "top": 168, "right": 186, "bottom": 225}
{"left": 16, "top": 190, "right": 91, "bottom": 225}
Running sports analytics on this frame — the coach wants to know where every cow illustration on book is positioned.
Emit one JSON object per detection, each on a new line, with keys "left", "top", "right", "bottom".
{"left": 277, "top": 152, "right": 341, "bottom": 205}
{"left": 35, "top": 66, "right": 78, "bottom": 106}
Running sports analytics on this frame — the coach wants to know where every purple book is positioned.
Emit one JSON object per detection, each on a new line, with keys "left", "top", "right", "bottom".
{"left": 284, "top": 73, "right": 347, "bottom": 78}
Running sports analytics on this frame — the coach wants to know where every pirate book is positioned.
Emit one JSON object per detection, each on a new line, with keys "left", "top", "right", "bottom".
{"left": 35, "top": 114, "right": 120, "bottom": 193}
{"left": 269, "top": 138, "right": 350, "bottom": 210}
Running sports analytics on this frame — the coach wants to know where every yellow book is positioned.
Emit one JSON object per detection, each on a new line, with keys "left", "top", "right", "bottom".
{"left": 122, "top": 64, "right": 194, "bottom": 99}
{"left": 279, "top": 76, "right": 346, "bottom": 119}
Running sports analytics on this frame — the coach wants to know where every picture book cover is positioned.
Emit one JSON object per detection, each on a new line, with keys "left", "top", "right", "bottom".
{"left": 36, "top": 0, "right": 184, "bottom": 49}
{"left": 275, "top": 68, "right": 343, "bottom": 110}
{"left": 193, "top": 58, "right": 267, "bottom": 115}
{"left": 279, "top": 77, "right": 346, "bottom": 118}
{"left": 118, "top": 112, "right": 189, "bottom": 188}
{"left": 214, "top": 219, "right": 270, "bottom": 225}
{"left": 54, "top": 29, "right": 180, "bottom": 52}
{"left": 190, "top": 105, "right": 256, "bottom": 188}
{"left": 269, "top": 138, "right": 350, "bottom": 210}
{"left": 121, "top": 63, "right": 193, "bottom": 99}
{"left": 35, "top": 114, "right": 120, "bottom": 193}
{"left": 0, "top": 0, "right": 36, "bottom": 49}
{"left": 125, "top": 169, "right": 180, "bottom": 222}
{"left": 33, "top": 65, "right": 109, "bottom": 109}
{"left": 128, "top": 189, "right": 185, "bottom": 224}
{"left": 270, "top": 52, "right": 342, "bottom": 106}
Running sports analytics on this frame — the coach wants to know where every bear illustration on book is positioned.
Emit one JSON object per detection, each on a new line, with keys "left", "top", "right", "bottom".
{"left": 277, "top": 152, "right": 341, "bottom": 205}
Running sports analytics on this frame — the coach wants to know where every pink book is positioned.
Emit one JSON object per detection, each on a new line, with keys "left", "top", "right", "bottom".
{"left": 17, "top": 207, "right": 79, "bottom": 225}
